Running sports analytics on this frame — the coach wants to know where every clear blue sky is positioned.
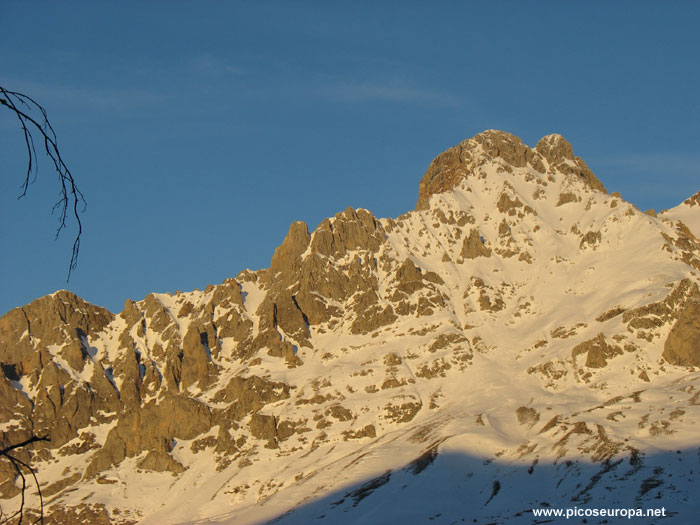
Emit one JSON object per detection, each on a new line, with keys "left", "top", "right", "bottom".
{"left": 1, "top": 1, "right": 699, "bottom": 315}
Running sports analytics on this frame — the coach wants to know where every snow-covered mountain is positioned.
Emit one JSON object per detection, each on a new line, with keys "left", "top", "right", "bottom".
{"left": 2, "top": 130, "right": 700, "bottom": 524}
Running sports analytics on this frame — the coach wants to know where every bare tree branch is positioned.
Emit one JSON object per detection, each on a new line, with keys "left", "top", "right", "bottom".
{"left": 1, "top": 85, "right": 85, "bottom": 281}
{"left": 0, "top": 436, "right": 50, "bottom": 457}
{"left": 0, "top": 435, "right": 50, "bottom": 525}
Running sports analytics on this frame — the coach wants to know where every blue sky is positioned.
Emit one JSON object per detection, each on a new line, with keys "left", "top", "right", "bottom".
{"left": 1, "top": 1, "right": 699, "bottom": 315}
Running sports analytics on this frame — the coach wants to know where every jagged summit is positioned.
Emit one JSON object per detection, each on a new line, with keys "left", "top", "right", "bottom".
{"left": 1, "top": 132, "right": 700, "bottom": 524}
{"left": 416, "top": 130, "right": 606, "bottom": 210}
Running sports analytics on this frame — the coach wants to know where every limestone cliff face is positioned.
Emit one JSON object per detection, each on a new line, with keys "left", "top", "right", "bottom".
{"left": 0, "top": 292, "right": 116, "bottom": 497}
{"left": 0, "top": 292, "right": 116, "bottom": 444}
{"left": 0, "top": 130, "right": 699, "bottom": 524}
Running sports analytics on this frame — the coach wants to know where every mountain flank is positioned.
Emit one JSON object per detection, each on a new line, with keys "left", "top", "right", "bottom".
{"left": 1, "top": 130, "right": 700, "bottom": 524}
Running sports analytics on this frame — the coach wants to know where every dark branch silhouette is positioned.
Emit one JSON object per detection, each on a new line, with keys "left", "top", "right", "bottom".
{"left": 0, "top": 85, "right": 85, "bottom": 281}
{"left": 0, "top": 87, "right": 81, "bottom": 521}
{"left": 0, "top": 435, "right": 50, "bottom": 525}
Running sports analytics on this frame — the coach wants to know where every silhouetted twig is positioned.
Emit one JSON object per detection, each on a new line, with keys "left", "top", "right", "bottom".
{"left": 0, "top": 435, "right": 50, "bottom": 525}
{"left": 1, "top": 85, "right": 84, "bottom": 281}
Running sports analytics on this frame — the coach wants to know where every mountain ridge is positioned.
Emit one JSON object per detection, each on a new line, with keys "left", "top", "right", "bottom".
{"left": 1, "top": 130, "right": 700, "bottom": 524}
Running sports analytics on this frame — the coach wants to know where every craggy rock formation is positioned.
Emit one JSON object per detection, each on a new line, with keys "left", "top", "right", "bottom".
{"left": 534, "top": 134, "right": 607, "bottom": 193}
{"left": 571, "top": 333, "right": 623, "bottom": 368}
{"left": 0, "top": 290, "right": 113, "bottom": 378}
{"left": 622, "top": 278, "right": 700, "bottom": 336}
{"left": 85, "top": 396, "right": 213, "bottom": 478}
{"left": 0, "top": 292, "right": 116, "bottom": 448}
{"left": 416, "top": 130, "right": 606, "bottom": 210}
{"left": 663, "top": 301, "right": 700, "bottom": 366}
{"left": 461, "top": 229, "right": 492, "bottom": 259}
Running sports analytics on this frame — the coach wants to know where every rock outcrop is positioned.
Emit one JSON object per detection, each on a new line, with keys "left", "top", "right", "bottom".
{"left": 663, "top": 301, "right": 700, "bottom": 366}
{"left": 571, "top": 333, "right": 622, "bottom": 368}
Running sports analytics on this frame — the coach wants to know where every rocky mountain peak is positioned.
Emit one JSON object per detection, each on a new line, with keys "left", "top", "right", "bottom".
{"left": 0, "top": 290, "right": 113, "bottom": 371}
{"left": 416, "top": 130, "right": 606, "bottom": 210}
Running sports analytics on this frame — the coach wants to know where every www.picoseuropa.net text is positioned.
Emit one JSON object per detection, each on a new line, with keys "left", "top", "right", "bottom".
{"left": 531, "top": 506, "right": 666, "bottom": 519}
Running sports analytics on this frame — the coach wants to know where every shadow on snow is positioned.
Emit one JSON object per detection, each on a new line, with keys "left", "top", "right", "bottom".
{"left": 258, "top": 446, "right": 700, "bottom": 525}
